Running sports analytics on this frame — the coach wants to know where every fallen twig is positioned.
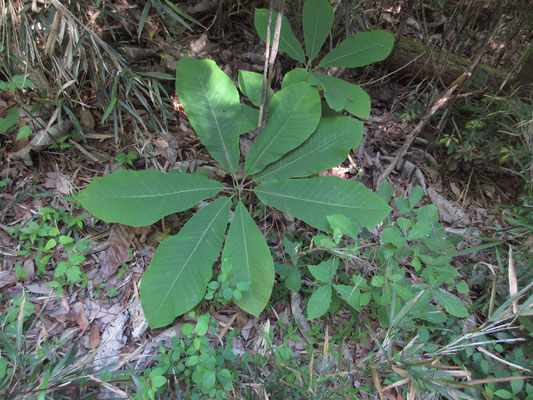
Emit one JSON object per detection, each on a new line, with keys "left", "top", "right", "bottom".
{"left": 376, "top": 72, "right": 469, "bottom": 189}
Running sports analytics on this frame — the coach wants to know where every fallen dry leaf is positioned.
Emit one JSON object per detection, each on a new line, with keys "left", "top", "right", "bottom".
{"left": 0, "top": 271, "right": 16, "bottom": 289}
{"left": 72, "top": 302, "right": 90, "bottom": 331}
{"left": 97, "top": 224, "right": 134, "bottom": 283}
{"left": 10, "top": 120, "right": 73, "bottom": 166}
{"left": 450, "top": 181, "right": 461, "bottom": 197}
{"left": 79, "top": 108, "right": 95, "bottom": 129}
{"left": 42, "top": 172, "right": 72, "bottom": 196}
{"left": 88, "top": 325, "right": 101, "bottom": 349}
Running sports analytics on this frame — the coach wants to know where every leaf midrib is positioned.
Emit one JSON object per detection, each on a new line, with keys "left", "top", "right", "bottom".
{"left": 107, "top": 185, "right": 221, "bottom": 199}
{"left": 306, "top": 3, "right": 321, "bottom": 61}
{"left": 255, "top": 187, "right": 388, "bottom": 211}
{"left": 320, "top": 41, "right": 384, "bottom": 67}
{"left": 256, "top": 133, "right": 333, "bottom": 180}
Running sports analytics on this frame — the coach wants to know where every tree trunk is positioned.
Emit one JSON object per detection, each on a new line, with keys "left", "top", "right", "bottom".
{"left": 388, "top": 36, "right": 506, "bottom": 91}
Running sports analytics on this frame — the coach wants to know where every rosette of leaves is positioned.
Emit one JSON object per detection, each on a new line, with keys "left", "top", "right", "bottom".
{"left": 77, "top": 0, "right": 393, "bottom": 328}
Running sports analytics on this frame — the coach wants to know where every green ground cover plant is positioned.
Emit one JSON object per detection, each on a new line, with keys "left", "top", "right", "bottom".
{"left": 274, "top": 185, "right": 532, "bottom": 398}
{"left": 2, "top": 1, "right": 532, "bottom": 399}
{"left": 123, "top": 313, "right": 236, "bottom": 400}
{"left": 439, "top": 94, "right": 532, "bottom": 168}
{"left": 0, "top": 294, "right": 100, "bottom": 400}
{"left": 77, "top": 0, "right": 394, "bottom": 329}
{"left": 0, "top": 70, "right": 36, "bottom": 143}
{"left": 7, "top": 204, "right": 90, "bottom": 298}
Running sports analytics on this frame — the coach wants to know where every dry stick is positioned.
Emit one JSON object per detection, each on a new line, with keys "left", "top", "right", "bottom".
{"left": 258, "top": 1, "right": 273, "bottom": 128}
{"left": 264, "top": 5, "right": 284, "bottom": 115}
{"left": 258, "top": 0, "right": 285, "bottom": 129}
{"left": 376, "top": 13, "right": 504, "bottom": 190}
{"left": 376, "top": 72, "right": 469, "bottom": 189}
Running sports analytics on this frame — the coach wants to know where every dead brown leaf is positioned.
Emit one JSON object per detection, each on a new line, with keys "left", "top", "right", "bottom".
{"left": 450, "top": 181, "right": 461, "bottom": 198}
{"left": 72, "top": 302, "right": 90, "bottom": 331}
{"left": 88, "top": 325, "right": 101, "bottom": 349}
{"left": 0, "top": 271, "right": 16, "bottom": 289}
{"left": 43, "top": 172, "right": 72, "bottom": 196}
{"left": 79, "top": 108, "right": 95, "bottom": 129}
{"left": 97, "top": 224, "right": 134, "bottom": 283}
{"left": 190, "top": 33, "right": 217, "bottom": 55}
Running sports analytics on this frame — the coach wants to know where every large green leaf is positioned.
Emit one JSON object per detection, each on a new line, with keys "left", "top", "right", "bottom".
{"left": 222, "top": 201, "right": 274, "bottom": 316}
{"left": 240, "top": 104, "right": 259, "bottom": 134}
{"left": 176, "top": 57, "right": 241, "bottom": 172}
{"left": 310, "top": 73, "right": 370, "bottom": 119}
{"left": 254, "top": 116, "right": 363, "bottom": 182}
{"left": 140, "top": 197, "right": 231, "bottom": 328}
{"left": 245, "top": 82, "right": 321, "bottom": 175}
{"left": 0, "top": 107, "right": 19, "bottom": 133}
{"left": 254, "top": 176, "right": 391, "bottom": 233}
{"left": 302, "top": 0, "right": 333, "bottom": 63}
{"left": 238, "top": 70, "right": 272, "bottom": 107}
{"left": 308, "top": 258, "right": 338, "bottom": 284}
{"left": 281, "top": 68, "right": 310, "bottom": 89}
{"left": 254, "top": 9, "right": 306, "bottom": 64}
{"left": 318, "top": 30, "right": 394, "bottom": 68}
{"left": 77, "top": 170, "right": 223, "bottom": 227}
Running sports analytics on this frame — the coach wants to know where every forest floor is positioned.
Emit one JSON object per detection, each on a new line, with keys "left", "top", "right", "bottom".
{"left": 1, "top": 2, "right": 531, "bottom": 399}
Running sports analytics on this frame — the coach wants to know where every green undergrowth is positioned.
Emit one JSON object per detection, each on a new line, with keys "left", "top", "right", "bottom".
{"left": 439, "top": 94, "right": 532, "bottom": 170}
{"left": 3, "top": 185, "right": 522, "bottom": 399}
{"left": 271, "top": 183, "right": 532, "bottom": 399}
{"left": 6, "top": 201, "right": 90, "bottom": 298}
{"left": 1, "top": 0, "right": 532, "bottom": 398}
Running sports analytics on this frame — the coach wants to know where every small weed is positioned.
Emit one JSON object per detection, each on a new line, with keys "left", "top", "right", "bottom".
{"left": 0, "top": 72, "right": 35, "bottom": 143}
{"left": 439, "top": 95, "right": 532, "bottom": 168}
{"left": 48, "top": 134, "right": 72, "bottom": 151}
{"left": 7, "top": 204, "right": 91, "bottom": 298}
{"left": 0, "top": 294, "right": 101, "bottom": 400}
{"left": 115, "top": 151, "right": 139, "bottom": 167}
